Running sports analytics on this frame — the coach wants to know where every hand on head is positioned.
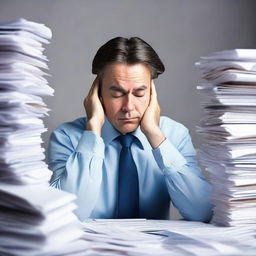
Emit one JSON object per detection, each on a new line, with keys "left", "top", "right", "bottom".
{"left": 84, "top": 76, "right": 105, "bottom": 136}
{"left": 140, "top": 80, "right": 166, "bottom": 148}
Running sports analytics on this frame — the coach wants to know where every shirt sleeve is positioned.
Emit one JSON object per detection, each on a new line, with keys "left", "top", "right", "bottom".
{"left": 48, "top": 127, "right": 105, "bottom": 221}
{"left": 152, "top": 128, "right": 213, "bottom": 222}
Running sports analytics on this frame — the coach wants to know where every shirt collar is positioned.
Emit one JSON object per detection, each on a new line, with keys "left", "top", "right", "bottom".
{"left": 101, "top": 116, "right": 120, "bottom": 145}
{"left": 101, "top": 116, "right": 149, "bottom": 150}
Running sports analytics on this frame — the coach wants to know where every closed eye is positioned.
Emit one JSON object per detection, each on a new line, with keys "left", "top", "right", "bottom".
{"left": 133, "top": 92, "right": 145, "bottom": 97}
{"left": 133, "top": 86, "right": 147, "bottom": 97}
{"left": 111, "top": 91, "right": 125, "bottom": 98}
{"left": 109, "top": 85, "right": 147, "bottom": 98}
{"left": 109, "top": 85, "right": 126, "bottom": 98}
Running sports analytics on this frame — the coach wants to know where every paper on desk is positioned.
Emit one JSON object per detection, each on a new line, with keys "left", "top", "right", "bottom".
{"left": 0, "top": 19, "right": 53, "bottom": 185}
{"left": 0, "top": 184, "right": 83, "bottom": 254}
{"left": 197, "top": 123, "right": 256, "bottom": 138}
{"left": 0, "top": 18, "right": 52, "bottom": 40}
{"left": 198, "top": 85, "right": 256, "bottom": 99}
{"left": 0, "top": 35, "right": 47, "bottom": 60}
{"left": 199, "top": 112, "right": 256, "bottom": 126}
{"left": 195, "top": 60, "right": 256, "bottom": 73}
{"left": 200, "top": 49, "right": 256, "bottom": 61}
{"left": 195, "top": 49, "right": 256, "bottom": 227}
{"left": 0, "top": 18, "right": 85, "bottom": 256}
{"left": 80, "top": 219, "right": 256, "bottom": 256}
{"left": 0, "top": 51, "right": 48, "bottom": 69}
{"left": 0, "top": 184, "right": 76, "bottom": 212}
{"left": 203, "top": 69, "right": 256, "bottom": 83}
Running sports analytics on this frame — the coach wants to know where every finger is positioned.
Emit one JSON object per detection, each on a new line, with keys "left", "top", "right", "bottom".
{"left": 91, "top": 76, "right": 100, "bottom": 96}
{"left": 151, "top": 80, "right": 157, "bottom": 100}
{"left": 87, "top": 76, "right": 99, "bottom": 97}
{"left": 149, "top": 80, "right": 158, "bottom": 106}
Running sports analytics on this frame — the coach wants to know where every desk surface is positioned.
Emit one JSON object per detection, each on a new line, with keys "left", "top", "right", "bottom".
{"left": 56, "top": 219, "right": 256, "bottom": 256}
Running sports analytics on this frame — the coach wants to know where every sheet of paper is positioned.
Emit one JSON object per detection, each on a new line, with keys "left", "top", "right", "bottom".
{"left": 200, "top": 49, "right": 256, "bottom": 61}
{"left": 79, "top": 219, "right": 256, "bottom": 256}
{"left": 0, "top": 18, "right": 84, "bottom": 256}
{"left": 195, "top": 49, "right": 256, "bottom": 227}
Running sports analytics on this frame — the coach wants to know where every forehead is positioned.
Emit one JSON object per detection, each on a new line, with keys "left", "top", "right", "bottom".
{"left": 102, "top": 63, "right": 151, "bottom": 86}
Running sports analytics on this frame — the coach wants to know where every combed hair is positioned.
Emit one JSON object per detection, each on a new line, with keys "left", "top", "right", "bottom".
{"left": 92, "top": 37, "right": 165, "bottom": 79}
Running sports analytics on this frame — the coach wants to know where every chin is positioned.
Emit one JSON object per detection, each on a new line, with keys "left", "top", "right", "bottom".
{"left": 117, "top": 123, "right": 139, "bottom": 134}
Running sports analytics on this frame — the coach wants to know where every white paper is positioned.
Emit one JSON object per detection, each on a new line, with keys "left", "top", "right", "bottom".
{"left": 195, "top": 49, "right": 256, "bottom": 227}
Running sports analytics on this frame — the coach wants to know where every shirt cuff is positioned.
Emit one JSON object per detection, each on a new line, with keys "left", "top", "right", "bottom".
{"left": 76, "top": 131, "right": 105, "bottom": 158}
{"left": 152, "top": 138, "right": 187, "bottom": 171}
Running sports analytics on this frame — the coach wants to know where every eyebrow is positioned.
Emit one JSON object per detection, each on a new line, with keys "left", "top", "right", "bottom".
{"left": 109, "top": 85, "right": 147, "bottom": 93}
{"left": 133, "top": 85, "right": 147, "bottom": 91}
{"left": 109, "top": 85, "right": 126, "bottom": 93}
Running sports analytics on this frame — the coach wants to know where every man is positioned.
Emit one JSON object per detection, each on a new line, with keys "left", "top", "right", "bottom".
{"left": 48, "top": 37, "right": 213, "bottom": 222}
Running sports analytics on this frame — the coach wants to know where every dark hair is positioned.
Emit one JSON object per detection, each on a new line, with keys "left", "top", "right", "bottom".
{"left": 92, "top": 37, "right": 165, "bottom": 79}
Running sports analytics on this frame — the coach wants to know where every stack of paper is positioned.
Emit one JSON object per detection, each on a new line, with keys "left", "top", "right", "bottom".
{"left": 195, "top": 49, "right": 256, "bottom": 227}
{"left": 0, "top": 184, "right": 84, "bottom": 256}
{"left": 0, "top": 19, "right": 85, "bottom": 255}
{"left": 0, "top": 18, "right": 54, "bottom": 185}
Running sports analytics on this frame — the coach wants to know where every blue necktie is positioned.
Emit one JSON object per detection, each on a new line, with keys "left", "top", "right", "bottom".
{"left": 117, "top": 134, "right": 139, "bottom": 218}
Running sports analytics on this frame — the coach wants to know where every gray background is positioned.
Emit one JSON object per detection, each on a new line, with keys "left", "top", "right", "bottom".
{"left": 1, "top": 0, "right": 256, "bottom": 219}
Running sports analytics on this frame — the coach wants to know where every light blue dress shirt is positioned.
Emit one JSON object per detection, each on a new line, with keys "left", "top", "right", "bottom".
{"left": 48, "top": 116, "right": 213, "bottom": 222}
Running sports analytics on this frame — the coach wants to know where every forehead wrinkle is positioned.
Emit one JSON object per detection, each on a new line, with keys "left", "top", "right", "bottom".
{"left": 103, "top": 63, "right": 151, "bottom": 92}
{"left": 109, "top": 65, "right": 150, "bottom": 82}
{"left": 111, "top": 75, "right": 146, "bottom": 85}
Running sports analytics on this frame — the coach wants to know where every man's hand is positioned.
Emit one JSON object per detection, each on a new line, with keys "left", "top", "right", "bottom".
{"left": 84, "top": 76, "right": 105, "bottom": 136}
{"left": 140, "top": 80, "right": 166, "bottom": 148}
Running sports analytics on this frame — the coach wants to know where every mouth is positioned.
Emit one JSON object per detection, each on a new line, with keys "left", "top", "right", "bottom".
{"left": 118, "top": 117, "right": 139, "bottom": 122}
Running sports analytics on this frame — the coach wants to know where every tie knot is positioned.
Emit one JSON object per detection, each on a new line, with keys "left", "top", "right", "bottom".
{"left": 118, "top": 134, "right": 135, "bottom": 148}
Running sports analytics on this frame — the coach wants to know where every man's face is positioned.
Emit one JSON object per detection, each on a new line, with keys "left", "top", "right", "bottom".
{"left": 100, "top": 63, "right": 151, "bottom": 134}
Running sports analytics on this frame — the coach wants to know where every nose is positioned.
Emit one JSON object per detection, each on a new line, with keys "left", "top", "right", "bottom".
{"left": 122, "top": 94, "right": 135, "bottom": 113}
